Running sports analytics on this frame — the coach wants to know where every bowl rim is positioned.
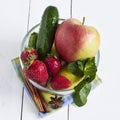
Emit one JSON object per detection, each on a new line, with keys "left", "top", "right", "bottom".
{"left": 20, "top": 23, "right": 100, "bottom": 96}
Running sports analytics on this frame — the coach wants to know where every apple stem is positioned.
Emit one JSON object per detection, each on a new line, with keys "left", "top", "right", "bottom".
{"left": 82, "top": 17, "right": 85, "bottom": 25}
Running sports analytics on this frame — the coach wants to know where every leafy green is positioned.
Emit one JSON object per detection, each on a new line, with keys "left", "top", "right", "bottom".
{"left": 73, "top": 81, "right": 91, "bottom": 106}
{"left": 68, "top": 57, "right": 97, "bottom": 83}
{"left": 84, "top": 57, "right": 97, "bottom": 82}
{"left": 68, "top": 57, "right": 97, "bottom": 107}
{"left": 77, "top": 59, "right": 87, "bottom": 71}
{"left": 28, "top": 32, "right": 38, "bottom": 49}
{"left": 67, "top": 61, "right": 84, "bottom": 77}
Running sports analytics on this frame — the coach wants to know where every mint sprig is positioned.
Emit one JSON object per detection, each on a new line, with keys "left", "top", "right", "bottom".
{"left": 67, "top": 57, "right": 97, "bottom": 106}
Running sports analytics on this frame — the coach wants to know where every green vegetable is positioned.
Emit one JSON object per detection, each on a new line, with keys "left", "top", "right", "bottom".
{"left": 68, "top": 57, "right": 97, "bottom": 83}
{"left": 68, "top": 57, "right": 97, "bottom": 106}
{"left": 36, "top": 6, "right": 59, "bottom": 60}
{"left": 73, "top": 80, "right": 91, "bottom": 106}
{"left": 67, "top": 60, "right": 85, "bottom": 77}
{"left": 28, "top": 32, "right": 38, "bottom": 49}
{"left": 84, "top": 57, "right": 97, "bottom": 82}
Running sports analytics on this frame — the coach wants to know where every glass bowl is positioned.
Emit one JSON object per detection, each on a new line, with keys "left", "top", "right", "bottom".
{"left": 20, "top": 22, "right": 100, "bottom": 96}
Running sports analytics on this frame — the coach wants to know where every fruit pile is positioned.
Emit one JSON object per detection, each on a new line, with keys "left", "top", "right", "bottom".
{"left": 20, "top": 6, "right": 100, "bottom": 107}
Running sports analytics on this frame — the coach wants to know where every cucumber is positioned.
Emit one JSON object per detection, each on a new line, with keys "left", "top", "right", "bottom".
{"left": 28, "top": 32, "right": 38, "bottom": 49}
{"left": 36, "top": 6, "right": 59, "bottom": 60}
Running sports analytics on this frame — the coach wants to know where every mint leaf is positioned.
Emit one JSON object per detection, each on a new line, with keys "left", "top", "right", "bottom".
{"left": 74, "top": 78, "right": 87, "bottom": 91}
{"left": 67, "top": 62, "right": 84, "bottom": 77}
{"left": 67, "top": 57, "right": 97, "bottom": 83}
{"left": 72, "top": 57, "right": 97, "bottom": 107}
{"left": 84, "top": 57, "right": 97, "bottom": 82}
{"left": 73, "top": 81, "right": 91, "bottom": 106}
{"left": 77, "top": 59, "right": 87, "bottom": 71}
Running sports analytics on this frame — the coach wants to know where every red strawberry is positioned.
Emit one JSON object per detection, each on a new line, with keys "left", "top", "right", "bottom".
{"left": 20, "top": 48, "right": 38, "bottom": 67}
{"left": 50, "top": 75, "right": 71, "bottom": 90}
{"left": 23, "top": 60, "right": 48, "bottom": 86}
{"left": 45, "top": 57, "right": 61, "bottom": 77}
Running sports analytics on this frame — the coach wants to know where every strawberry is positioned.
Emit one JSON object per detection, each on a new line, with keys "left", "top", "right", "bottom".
{"left": 23, "top": 60, "right": 48, "bottom": 86}
{"left": 45, "top": 57, "right": 61, "bottom": 77}
{"left": 50, "top": 75, "right": 71, "bottom": 90}
{"left": 20, "top": 48, "right": 38, "bottom": 67}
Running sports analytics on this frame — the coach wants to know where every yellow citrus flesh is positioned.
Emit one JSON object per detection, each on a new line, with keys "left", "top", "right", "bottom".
{"left": 41, "top": 91, "right": 55, "bottom": 103}
{"left": 59, "top": 66, "right": 83, "bottom": 89}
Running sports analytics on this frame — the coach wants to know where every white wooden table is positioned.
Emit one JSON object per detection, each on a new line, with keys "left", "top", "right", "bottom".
{"left": 0, "top": 0, "right": 120, "bottom": 120}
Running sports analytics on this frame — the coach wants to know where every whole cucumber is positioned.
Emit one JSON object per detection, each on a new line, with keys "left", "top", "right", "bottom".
{"left": 36, "top": 6, "right": 59, "bottom": 60}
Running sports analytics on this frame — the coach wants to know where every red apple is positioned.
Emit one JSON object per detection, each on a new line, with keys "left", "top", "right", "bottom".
{"left": 55, "top": 18, "right": 100, "bottom": 62}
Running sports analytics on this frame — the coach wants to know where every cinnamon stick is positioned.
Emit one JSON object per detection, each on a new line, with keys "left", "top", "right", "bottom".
{"left": 24, "top": 78, "right": 44, "bottom": 112}
{"left": 38, "top": 90, "right": 51, "bottom": 112}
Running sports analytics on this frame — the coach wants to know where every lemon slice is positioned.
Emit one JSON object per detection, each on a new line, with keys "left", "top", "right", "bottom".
{"left": 59, "top": 66, "right": 83, "bottom": 89}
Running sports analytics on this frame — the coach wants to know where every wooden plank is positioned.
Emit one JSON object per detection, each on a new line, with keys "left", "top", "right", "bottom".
{"left": 0, "top": 0, "right": 29, "bottom": 120}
